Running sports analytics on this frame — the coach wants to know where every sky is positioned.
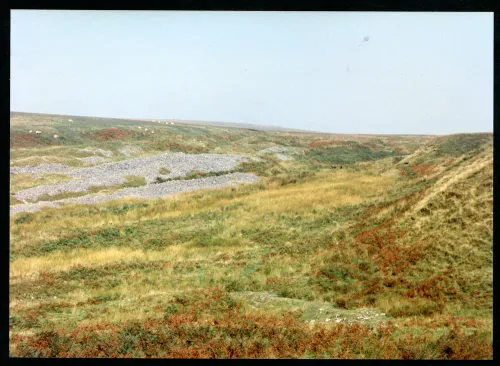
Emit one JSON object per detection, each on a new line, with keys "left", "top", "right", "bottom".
{"left": 11, "top": 11, "right": 493, "bottom": 134}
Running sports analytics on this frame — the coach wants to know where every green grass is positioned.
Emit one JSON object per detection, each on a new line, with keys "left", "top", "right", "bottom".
{"left": 121, "top": 175, "right": 147, "bottom": 188}
{"left": 153, "top": 170, "right": 236, "bottom": 184}
{"left": 432, "top": 133, "right": 492, "bottom": 157}
{"left": 32, "top": 191, "right": 89, "bottom": 203}
{"left": 304, "top": 142, "right": 399, "bottom": 165}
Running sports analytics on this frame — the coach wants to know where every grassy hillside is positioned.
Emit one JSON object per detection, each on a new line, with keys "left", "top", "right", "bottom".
{"left": 9, "top": 114, "right": 492, "bottom": 359}
{"left": 10, "top": 112, "right": 431, "bottom": 157}
{"left": 9, "top": 111, "right": 433, "bottom": 197}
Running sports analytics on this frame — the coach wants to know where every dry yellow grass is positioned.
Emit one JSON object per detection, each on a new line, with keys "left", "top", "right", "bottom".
{"left": 9, "top": 169, "right": 401, "bottom": 327}
{"left": 10, "top": 173, "right": 74, "bottom": 193}
{"left": 412, "top": 151, "right": 492, "bottom": 213}
{"left": 245, "top": 175, "right": 392, "bottom": 214}
{"left": 10, "top": 243, "right": 259, "bottom": 280}
{"left": 10, "top": 170, "right": 395, "bottom": 245}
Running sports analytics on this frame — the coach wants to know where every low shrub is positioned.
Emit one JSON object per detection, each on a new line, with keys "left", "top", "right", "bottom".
{"left": 14, "top": 214, "right": 33, "bottom": 225}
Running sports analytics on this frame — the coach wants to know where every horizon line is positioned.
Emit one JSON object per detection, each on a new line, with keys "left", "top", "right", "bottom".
{"left": 10, "top": 110, "right": 492, "bottom": 136}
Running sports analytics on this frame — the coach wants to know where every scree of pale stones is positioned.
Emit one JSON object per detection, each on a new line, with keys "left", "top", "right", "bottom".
{"left": 10, "top": 152, "right": 259, "bottom": 216}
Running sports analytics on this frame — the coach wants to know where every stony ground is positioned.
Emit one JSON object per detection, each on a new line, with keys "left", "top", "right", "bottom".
{"left": 66, "top": 152, "right": 247, "bottom": 184}
{"left": 10, "top": 172, "right": 258, "bottom": 216}
{"left": 233, "top": 291, "right": 389, "bottom": 327}
{"left": 10, "top": 152, "right": 257, "bottom": 215}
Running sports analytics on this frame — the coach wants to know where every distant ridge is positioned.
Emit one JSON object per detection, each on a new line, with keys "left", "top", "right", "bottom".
{"left": 130, "top": 118, "right": 324, "bottom": 133}
{"left": 10, "top": 111, "right": 438, "bottom": 136}
{"left": 10, "top": 111, "right": 325, "bottom": 133}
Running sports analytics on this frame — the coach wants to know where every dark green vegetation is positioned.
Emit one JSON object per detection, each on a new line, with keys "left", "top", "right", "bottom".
{"left": 153, "top": 170, "right": 236, "bottom": 184}
{"left": 432, "top": 133, "right": 492, "bottom": 157}
{"left": 9, "top": 112, "right": 492, "bottom": 359}
{"left": 304, "top": 141, "right": 399, "bottom": 165}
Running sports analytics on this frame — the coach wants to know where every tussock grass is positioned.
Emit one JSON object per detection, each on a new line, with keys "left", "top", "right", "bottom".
{"left": 121, "top": 175, "right": 147, "bottom": 187}
{"left": 10, "top": 244, "right": 254, "bottom": 280}
{"left": 10, "top": 196, "right": 23, "bottom": 206}
{"left": 32, "top": 191, "right": 89, "bottom": 203}
{"left": 10, "top": 155, "right": 84, "bottom": 168}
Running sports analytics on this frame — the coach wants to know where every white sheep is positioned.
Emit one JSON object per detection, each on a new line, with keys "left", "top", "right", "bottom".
{"left": 68, "top": 119, "right": 73, "bottom": 122}
{"left": 29, "top": 130, "right": 32, "bottom": 133}
{"left": 35, "top": 131, "right": 42, "bottom": 135}
{"left": 138, "top": 126, "right": 142, "bottom": 129}
{"left": 145, "top": 128, "right": 148, "bottom": 131}
{"left": 151, "top": 131, "right": 154, "bottom": 134}
{"left": 171, "top": 122, "right": 174, "bottom": 125}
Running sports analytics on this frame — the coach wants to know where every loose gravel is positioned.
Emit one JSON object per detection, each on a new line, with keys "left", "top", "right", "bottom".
{"left": 10, "top": 172, "right": 259, "bottom": 216}
{"left": 10, "top": 163, "right": 70, "bottom": 175}
{"left": 11, "top": 152, "right": 253, "bottom": 212}
{"left": 66, "top": 152, "right": 248, "bottom": 184}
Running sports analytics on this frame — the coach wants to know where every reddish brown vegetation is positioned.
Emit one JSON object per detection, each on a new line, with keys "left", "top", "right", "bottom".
{"left": 147, "top": 140, "right": 205, "bottom": 153}
{"left": 396, "top": 166, "right": 414, "bottom": 177}
{"left": 350, "top": 192, "right": 427, "bottom": 277}
{"left": 11, "top": 288, "right": 492, "bottom": 359}
{"left": 83, "top": 128, "right": 130, "bottom": 141}
{"left": 411, "top": 164, "right": 436, "bottom": 177}
{"left": 10, "top": 132, "right": 54, "bottom": 148}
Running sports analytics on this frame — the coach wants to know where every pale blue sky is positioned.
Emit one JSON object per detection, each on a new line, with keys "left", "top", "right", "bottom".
{"left": 11, "top": 11, "right": 493, "bottom": 134}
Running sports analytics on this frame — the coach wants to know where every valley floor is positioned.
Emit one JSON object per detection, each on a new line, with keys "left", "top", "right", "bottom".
{"left": 10, "top": 160, "right": 493, "bottom": 358}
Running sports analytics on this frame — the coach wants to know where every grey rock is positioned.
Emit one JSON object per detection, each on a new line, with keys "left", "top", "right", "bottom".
{"left": 10, "top": 172, "right": 259, "bottom": 216}
{"left": 12, "top": 152, "right": 249, "bottom": 203}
